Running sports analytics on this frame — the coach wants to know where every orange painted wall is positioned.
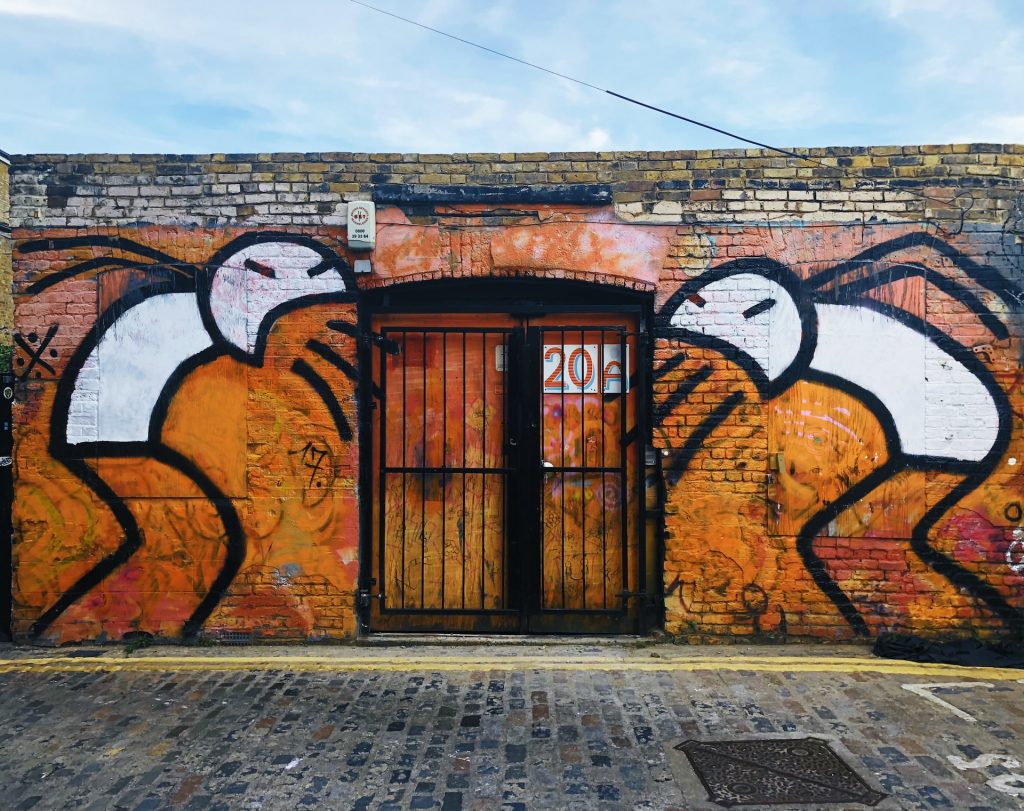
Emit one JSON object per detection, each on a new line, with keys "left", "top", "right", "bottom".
{"left": 9, "top": 210, "right": 1024, "bottom": 643}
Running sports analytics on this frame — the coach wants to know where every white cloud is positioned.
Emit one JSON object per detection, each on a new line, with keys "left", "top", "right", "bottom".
{"left": 950, "top": 115, "right": 1024, "bottom": 144}
{"left": 1, "top": 0, "right": 1020, "bottom": 153}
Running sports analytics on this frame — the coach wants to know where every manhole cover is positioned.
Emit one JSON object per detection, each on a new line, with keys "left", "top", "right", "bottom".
{"left": 675, "top": 737, "right": 887, "bottom": 807}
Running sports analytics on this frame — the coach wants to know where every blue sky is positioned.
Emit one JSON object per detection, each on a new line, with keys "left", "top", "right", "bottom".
{"left": 1, "top": 0, "right": 1022, "bottom": 154}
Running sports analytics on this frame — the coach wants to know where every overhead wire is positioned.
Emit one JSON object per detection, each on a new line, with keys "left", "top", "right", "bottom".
{"left": 346, "top": 0, "right": 1006, "bottom": 222}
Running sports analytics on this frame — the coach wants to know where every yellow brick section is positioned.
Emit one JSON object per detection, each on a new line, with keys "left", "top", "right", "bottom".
{"left": 8, "top": 144, "right": 1023, "bottom": 229}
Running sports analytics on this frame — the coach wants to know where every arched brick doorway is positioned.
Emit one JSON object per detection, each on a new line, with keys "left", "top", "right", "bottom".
{"left": 359, "top": 279, "right": 658, "bottom": 634}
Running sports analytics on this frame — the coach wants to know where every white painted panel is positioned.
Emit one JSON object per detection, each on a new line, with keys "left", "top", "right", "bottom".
{"left": 209, "top": 241, "right": 347, "bottom": 354}
{"left": 670, "top": 272, "right": 800, "bottom": 383}
{"left": 542, "top": 344, "right": 629, "bottom": 394}
{"left": 811, "top": 304, "right": 997, "bottom": 462}
{"left": 66, "top": 352, "right": 100, "bottom": 445}
{"left": 87, "top": 293, "right": 212, "bottom": 444}
{"left": 924, "top": 338, "right": 1000, "bottom": 461}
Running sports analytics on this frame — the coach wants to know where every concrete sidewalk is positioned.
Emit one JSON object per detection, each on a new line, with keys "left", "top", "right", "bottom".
{"left": 0, "top": 642, "right": 1022, "bottom": 809}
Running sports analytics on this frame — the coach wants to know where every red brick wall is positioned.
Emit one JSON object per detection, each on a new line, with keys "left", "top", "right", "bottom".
{"left": 6, "top": 146, "right": 1023, "bottom": 643}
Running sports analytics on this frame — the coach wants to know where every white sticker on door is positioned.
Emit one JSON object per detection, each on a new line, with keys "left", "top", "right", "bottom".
{"left": 542, "top": 343, "right": 629, "bottom": 394}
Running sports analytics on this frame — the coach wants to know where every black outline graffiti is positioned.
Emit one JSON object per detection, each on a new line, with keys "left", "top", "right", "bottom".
{"left": 289, "top": 441, "right": 332, "bottom": 489}
{"left": 655, "top": 232, "right": 1024, "bottom": 638}
{"left": 14, "top": 324, "right": 59, "bottom": 379}
{"left": 17, "top": 232, "right": 360, "bottom": 640}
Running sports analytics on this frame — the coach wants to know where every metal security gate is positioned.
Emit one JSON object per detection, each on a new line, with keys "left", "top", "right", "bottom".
{"left": 365, "top": 309, "right": 647, "bottom": 634}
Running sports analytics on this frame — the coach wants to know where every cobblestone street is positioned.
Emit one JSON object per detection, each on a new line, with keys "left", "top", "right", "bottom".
{"left": 1, "top": 643, "right": 1023, "bottom": 810}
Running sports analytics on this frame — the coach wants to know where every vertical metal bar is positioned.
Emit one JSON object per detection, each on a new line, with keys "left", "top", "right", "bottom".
{"left": 560, "top": 328, "right": 566, "bottom": 610}
{"left": 441, "top": 332, "right": 447, "bottom": 610}
{"left": 501, "top": 332, "right": 508, "bottom": 609}
{"left": 421, "top": 331, "right": 427, "bottom": 610}
{"left": 480, "top": 331, "right": 487, "bottom": 609}
{"left": 600, "top": 334, "right": 607, "bottom": 609}
{"left": 619, "top": 329, "right": 629, "bottom": 610}
{"left": 580, "top": 328, "right": 586, "bottom": 610}
{"left": 378, "top": 329, "right": 389, "bottom": 613}
{"left": 401, "top": 330, "right": 408, "bottom": 609}
{"left": 461, "top": 330, "right": 467, "bottom": 610}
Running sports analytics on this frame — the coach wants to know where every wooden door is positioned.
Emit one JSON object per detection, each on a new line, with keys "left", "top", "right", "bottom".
{"left": 367, "top": 310, "right": 644, "bottom": 634}
{"left": 523, "top": 315, "right": 642, "bottom": 633}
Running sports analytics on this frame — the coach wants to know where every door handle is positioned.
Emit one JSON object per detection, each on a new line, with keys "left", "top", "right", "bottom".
{"left": 509, "top": 437, "right": 517, "bottom": 447}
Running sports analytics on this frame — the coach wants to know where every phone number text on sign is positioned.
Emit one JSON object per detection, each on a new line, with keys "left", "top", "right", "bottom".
{"left": 542, "top": 344, "right": 629, "bottom": 394}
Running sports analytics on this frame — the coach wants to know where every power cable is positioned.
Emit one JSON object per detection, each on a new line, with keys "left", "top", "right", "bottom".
{"left": 347, "top": 0, "right": 991, "bottom": 219}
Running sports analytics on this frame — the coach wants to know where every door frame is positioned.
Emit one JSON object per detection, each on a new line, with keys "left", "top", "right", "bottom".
{"left": 356, "top": 278, "right": 658, "bottom": 635}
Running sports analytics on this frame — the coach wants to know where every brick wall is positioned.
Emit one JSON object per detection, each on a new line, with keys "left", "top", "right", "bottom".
{"left": 6, "top": 145, "right": 1024, "bottom": 644}
{"left": 10, "top": 145, "right": 1023, "bottom": 228}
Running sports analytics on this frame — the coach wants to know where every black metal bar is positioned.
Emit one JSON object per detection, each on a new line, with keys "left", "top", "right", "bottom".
{"left": 372, "top": 300, "right": 644, "bottom": 317}
{"left": 462, "top": 330, "right": 467, "bottom": 610}
{"left": 560, "top": 329, "right": 566, "bottom": 610}
{"left": 401, "top": 331, "right": 408, "bottom": 609}
{"left": 619, "top": 330, "right": 629, "bottom": 610}
{"left": 535, "top": 608, "right": 628, "bottom": 616}
{"left": 441, "top": 332, "right": 447, "bottom": 610}
{"left": 480, "top": 331, "right": 487, "bottom": 610}
{"left": 383, "top": 466, "right": 514, "bottom": 475}
{"left": 522, "top": 325, "right": 542, "bottom": 630}
{"left": 580, "top": 328, "right": 587, "bottom": 609}
{"left": 378, "top": 330, "right": 389, "bottom": 613}
{"left": 421, "top": 331, "right": 427, "bottom": 610}
{"left": 600, "top": 337, "right": 607, "bottom": 609}
{"left": 383, "top": 326, "right": 516, "bottom": 335}
{"left": 380, "top": 607, "right": 521, "bottom": 617}
{"left": 501, "top": 333, "right": 508, "bottom": 610}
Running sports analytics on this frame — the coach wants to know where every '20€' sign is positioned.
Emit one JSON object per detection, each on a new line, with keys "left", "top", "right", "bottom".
{"left": 542, "top": 344, "right": 629, "bottom": 394}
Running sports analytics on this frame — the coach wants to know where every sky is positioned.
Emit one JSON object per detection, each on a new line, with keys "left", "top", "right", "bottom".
{"left": 0, "top": 0, "right": 1022, "bottom": 155}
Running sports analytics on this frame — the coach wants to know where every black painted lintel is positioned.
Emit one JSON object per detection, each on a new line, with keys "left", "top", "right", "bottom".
{"left": 372, "top": 183, "right": 612, "bottom": 206}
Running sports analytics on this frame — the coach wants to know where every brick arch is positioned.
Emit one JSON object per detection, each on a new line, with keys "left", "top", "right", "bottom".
{"left": 357, "top": 212, "right": 666, "bottom": 293}
{"left": 359, "top": 265, "right": 655, "bottom": 293}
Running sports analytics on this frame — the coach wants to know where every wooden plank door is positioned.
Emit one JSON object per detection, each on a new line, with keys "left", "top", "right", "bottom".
{"left": 366, "top": 310, "right": 645, "bottom": 635}
{"left": 524, "top": 314, "right": 643, "bottom": 633}
{"left": 368, "top": 313, "right": 521, "bottom": 633}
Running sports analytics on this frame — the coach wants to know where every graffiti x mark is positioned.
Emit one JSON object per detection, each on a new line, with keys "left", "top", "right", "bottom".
{"left": 14, "top": 324, "right": 60, "bottom": 379}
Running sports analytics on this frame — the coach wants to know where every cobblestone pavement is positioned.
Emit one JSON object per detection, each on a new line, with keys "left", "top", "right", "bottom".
{"left": 1, "top": 643, "right": 1023, "bottom": 810}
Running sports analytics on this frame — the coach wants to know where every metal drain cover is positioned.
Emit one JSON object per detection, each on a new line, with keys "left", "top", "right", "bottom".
{"left": 675, "top": 737, "right": 887, "bottom": 807}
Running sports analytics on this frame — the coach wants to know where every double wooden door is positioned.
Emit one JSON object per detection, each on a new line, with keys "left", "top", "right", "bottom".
{"left": 367, "top": 311, "right": 644, "bottom": 634}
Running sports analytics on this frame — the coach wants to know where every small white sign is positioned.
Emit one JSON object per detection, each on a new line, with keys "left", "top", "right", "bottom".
{"left": 347, "top": 201, "right": 375, "bottom": 250}
{"left": 543, "top": 343, "right": 629, "bottom": 394}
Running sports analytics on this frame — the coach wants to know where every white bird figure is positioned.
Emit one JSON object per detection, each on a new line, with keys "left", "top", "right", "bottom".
{"left": 20, "top": 232, "right": 355, "bottom": 640}
{"left": 657, "top": 237, "right": 1022, "bottom": 637}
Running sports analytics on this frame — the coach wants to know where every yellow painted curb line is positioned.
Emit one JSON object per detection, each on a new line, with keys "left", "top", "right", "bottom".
{"left": 0, "top": 655, "right": 1021, "bottom": 680}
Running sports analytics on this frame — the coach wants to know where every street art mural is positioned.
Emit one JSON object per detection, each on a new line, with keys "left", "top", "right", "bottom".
{"left": 9, "top": 212, "right": 1024, "bottom": 643}
{"left": 656, "top": 229, "right": 1024, "bottom": 640}
{"left": 13, "top": 230, "right": 363, "bottom": 642}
